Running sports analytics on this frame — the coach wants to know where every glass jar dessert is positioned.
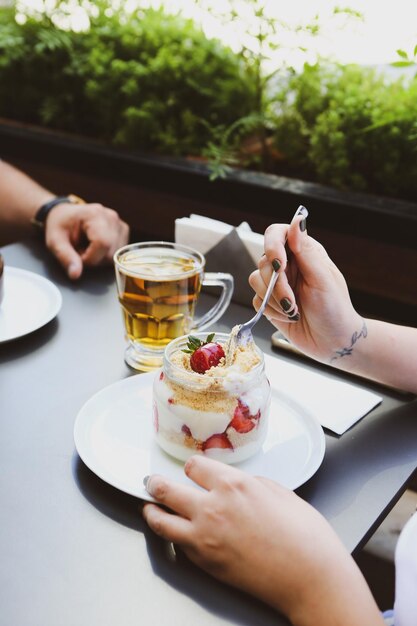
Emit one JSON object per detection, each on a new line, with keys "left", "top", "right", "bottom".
{"left": 152, "top": 331, "right": 271, "bottom": 463}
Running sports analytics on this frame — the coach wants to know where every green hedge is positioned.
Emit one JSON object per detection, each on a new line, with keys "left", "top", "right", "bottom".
{"left": 0, "top": 3, "right": 256, "bottom": 156}
{"left": 271, "top": 63, "right": 417, "bottom": 200}
{"left": 1, "top": 3, "right": 416, "bottom": 201}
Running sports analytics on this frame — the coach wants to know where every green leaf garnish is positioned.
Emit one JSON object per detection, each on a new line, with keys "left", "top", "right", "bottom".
{"left": 182, "top": 333, "right": 217, "bottom": 355}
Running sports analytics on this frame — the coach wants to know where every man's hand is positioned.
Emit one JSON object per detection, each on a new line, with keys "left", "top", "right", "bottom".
{"left": 45, "top": 202, "right": 130, "bottom": 279}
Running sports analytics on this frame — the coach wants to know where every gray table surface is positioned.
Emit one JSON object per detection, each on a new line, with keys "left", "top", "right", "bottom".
{"left": 1, "top": 239, "right": 416, "bottom": 626}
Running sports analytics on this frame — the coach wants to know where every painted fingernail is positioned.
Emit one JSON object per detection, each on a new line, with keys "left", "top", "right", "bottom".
{"left": 272, "top": 258, "right": 281, "bottom": 272}
{"left": 288, "top": 313, "right": 300, "bottom": 321}
{"left": 166, "top": 541, "right": 177, "bottom": 563}
{"left": 143, "top": 475, "right": 150, "bottom": 489}
{"left": 68, "top": 262, "right": 81, "bottom": 279}
{"left": 296, "top": 205, "right": 308, "bottom": 232}
{"left": 297, "top": 205, "right": 309, "bottom": 218}
{"left": 280, "top": 297, "right": 292, "bottom": 312}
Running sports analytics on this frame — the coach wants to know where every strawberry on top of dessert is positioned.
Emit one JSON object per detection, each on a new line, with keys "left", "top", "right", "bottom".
{"left": 183, "top": 333, "right": 225, "bottom": 374}
{"left": 173, "top": 328, "right": 262, "bottom": 381}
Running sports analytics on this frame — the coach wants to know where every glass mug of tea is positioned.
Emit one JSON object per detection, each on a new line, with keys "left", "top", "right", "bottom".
{"left": 114, "top": 241, "right": 234, "bottom": 371}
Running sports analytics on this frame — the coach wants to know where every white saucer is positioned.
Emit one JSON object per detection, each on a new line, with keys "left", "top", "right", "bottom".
{"left": 74, "top": 372, "right": 325, "bottom": 501}
{"left": 0, "top": 267, "right": 62, "bottom": 343}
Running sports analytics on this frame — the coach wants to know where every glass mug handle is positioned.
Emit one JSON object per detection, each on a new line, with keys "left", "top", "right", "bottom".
{"left": 192, "top": 273, "right": 234, "bottom": 331}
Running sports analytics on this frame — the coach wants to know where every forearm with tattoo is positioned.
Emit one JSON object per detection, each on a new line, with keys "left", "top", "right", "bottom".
{"left": 330, "top": 320, "right": 368, "bottom": 363}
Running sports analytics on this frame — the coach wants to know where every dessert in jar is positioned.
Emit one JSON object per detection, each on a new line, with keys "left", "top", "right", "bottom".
{"left": 152, "top": 329, "right": 271, "bottom": 463}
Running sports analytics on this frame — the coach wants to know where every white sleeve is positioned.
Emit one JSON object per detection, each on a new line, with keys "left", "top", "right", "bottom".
{"left": 394, "top": 509, "right": 417, "bottom": 626}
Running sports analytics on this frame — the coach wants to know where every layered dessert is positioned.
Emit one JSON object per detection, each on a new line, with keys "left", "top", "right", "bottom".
{"left": 152, "top": 329, "right": 271, "bottom": 463}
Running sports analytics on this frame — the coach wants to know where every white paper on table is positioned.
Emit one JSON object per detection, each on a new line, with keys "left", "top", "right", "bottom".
{"left": 175, "top": 214, "right": 264, "bottom": 264}
{"left": 265, "top": 353, "right": 382, "bottom": 435}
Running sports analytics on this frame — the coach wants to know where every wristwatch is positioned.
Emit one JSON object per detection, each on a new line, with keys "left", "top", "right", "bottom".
{"left": 31, "top": 194, "right": 85, "bottom": 229}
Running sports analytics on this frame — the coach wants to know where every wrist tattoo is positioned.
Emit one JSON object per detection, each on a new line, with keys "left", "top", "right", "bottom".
{"left": 330, "top": 320, "right": 368, "bottom": 363}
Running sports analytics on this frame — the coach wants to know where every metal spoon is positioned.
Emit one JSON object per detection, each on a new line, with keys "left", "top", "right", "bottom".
{"left": 228, "top": 264, "right": 280, "bottom": 358}
{"left": 226, "top": 205, "right": 307, "bottom": 362}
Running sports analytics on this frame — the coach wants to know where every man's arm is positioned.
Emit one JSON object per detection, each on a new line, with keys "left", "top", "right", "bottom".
{"left": 0, "top": 161, "right": 130, "bottom": 279}
{"left": 0, "top": 160, "right": 54, "bottom": 238}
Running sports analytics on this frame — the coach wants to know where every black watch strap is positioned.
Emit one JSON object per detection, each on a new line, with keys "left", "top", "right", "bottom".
{"left": 31, "top": 194, "right": 85, "bottom": 229}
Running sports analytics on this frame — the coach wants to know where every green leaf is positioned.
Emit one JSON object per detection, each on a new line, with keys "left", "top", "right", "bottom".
{"left": 391, "top": 61, "right": 413, "bottom": 67}
{"left": 414, "top": 44, "right": 417, "bottom": 57}
{"left": 185, "top": 334, "right": 204, "bottom": 354}
{"left": 188, "top": 336, "right": 201, "bottom": 345}
{"left": 206, "top": 332, "right": 215, "bottom": 343}
{"left": 396, "top": 49, "right": 408, "bottom": 59}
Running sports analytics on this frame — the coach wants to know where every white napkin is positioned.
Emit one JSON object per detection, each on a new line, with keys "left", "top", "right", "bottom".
{"left": 175, "top": 214, "right": 264, "bottom": 265}
{"left": 265, "top": 354, "right": 382, "bottom": 435}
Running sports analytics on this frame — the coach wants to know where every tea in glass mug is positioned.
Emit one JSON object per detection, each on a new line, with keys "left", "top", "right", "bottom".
{"left": 114, "top": 242, "right": 234, "bottom": 371}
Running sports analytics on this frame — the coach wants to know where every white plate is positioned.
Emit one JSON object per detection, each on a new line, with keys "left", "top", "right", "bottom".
{"left": 0, "top": 267, "right": 62, "bottom": 343}
{"left": 74, "top": 372, "right": 325, "bottom": 501}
